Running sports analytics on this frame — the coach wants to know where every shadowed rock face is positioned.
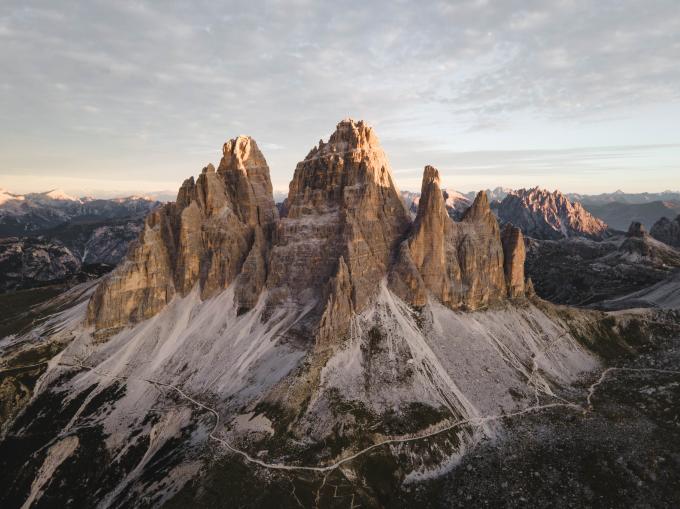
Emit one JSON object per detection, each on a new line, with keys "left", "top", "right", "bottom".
{"left": 87, "top": 121, "right": 526, "bottom": 342}
{"left": 627, "top": 221, "right": 646, "bottom": 238}
{"left": 650, "top": 214, "right": 680, "bottom": 248}
{"left": 619, "top": 220, "right": 680, "bottom": 264}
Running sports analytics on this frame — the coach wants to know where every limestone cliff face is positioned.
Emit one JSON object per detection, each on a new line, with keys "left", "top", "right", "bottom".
{"left": 266, "top": 119, "right": 411, "bottom": 341}
{"left": 501, "top": 224, "right": 526, "bottom": 298}
{"left": 87, "top": 121, "right": 526, "bottom": 341}
{"left": 85, "top": 207, "right": 177, "bottom": 332}
{"left": 390, "top": 166, "right": 522, "bottom": 311}
{"left": 86, "top": 137, "right": 277, "bottom": 333}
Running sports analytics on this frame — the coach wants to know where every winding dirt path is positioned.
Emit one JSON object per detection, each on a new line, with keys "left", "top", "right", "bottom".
{"left": 56, "top": 359, "right": 680, "bottom": 475}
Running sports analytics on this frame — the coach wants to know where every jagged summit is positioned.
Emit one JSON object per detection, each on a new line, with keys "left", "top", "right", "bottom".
{"left": 497, "top": 187, "right": 608, "bottom": 240}
{"left": 415, "top": 165, "right": 448, "bottom": 225}
{"left": 87, "top": 121, "right": 527, "bottom": 338}
{"left": 218, "top": 135, "right": 278, "bottom": 227}
{"left": 87, "top": 134, "right": 278, "bottom": 332}
{"left": 390, "top": 165, "right": 524, "bottom": 311}
{"left": 462, "top": 190, "right": 493, "bottom": 222}
{"left": 306, "top": 118, "right": 380, "bottom": 159}
{"left": 289, "top": 119, "right": 400, "bottom": 216}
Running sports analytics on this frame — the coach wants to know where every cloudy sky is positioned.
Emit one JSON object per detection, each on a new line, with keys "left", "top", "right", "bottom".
{"left": 1, "top": 0, "right": 679, "bottom": 197}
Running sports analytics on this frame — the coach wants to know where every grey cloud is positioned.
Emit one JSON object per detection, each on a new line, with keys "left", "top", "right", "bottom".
{"left": 0, "top": 0, "right": 678, "bottom": 191}
{"left": 390, "top": 143, "right": 680, "bottom": 180}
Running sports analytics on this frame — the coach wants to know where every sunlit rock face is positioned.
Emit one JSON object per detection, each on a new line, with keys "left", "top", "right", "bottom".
{"left": 501, "top": 224, "right": 527, "bottom": 298}
{"left": 390, "top": 165, "right": 524, "bottom": 311}
{"left": 87, "top": 120, "right": 527, "bottom": 343}
{"left": 497, "top": 187, "right": 609, "bottom": 240}
{"left": 267, "top": 119, "right": 412, "bottom": 348}
{"left": 86, "top": 137, "right": 277, "bottom": 333}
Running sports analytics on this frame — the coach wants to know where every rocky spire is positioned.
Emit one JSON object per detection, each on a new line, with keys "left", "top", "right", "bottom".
{"left": 415, "top": 165, "right": 450, "bottom": 226}
{"left": 393, "top": 165, "right": 452, "bottom": 307}
{"left": 218, "top": 136, "right": 278, "bottom": 227}
{"left": 501, "top": 224, "right": 526, "bottom": 298}
{"left": 390, "top": 166, "right": 511, "bottom": 311}
{"left": 462, "top": 190, "right": 492, "bottom": 222}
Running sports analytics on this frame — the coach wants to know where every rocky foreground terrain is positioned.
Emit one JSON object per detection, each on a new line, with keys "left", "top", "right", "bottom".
{"left": 1, "top": 120, "right": 679, "bottom": 508}
{"left": 525, "top": 222, "right": 680, "bottom": 307}
{"left": 403, "top": 312, "right": 680, "bottom": 508}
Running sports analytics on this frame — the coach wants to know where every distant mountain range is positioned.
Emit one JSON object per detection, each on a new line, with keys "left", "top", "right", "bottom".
{"left": 567, "top": 190, "right": 680, "bottom": 231}
{"left": 0, "top": 189, "right": 161, "bottom": 291}
{"left": 578, "top": 201, "right": 680, "bottom": 231}
{"left": 0, "top": 188, "right": 162, "bottom": 236}
{"left": 568, "top": 190, "right": 680, "bottom": 205}
{"left": 402, "top": 186, "right": 680, "bottom": 237}
{"left": 401, "top": 188, "right": 473, "bottom": 220}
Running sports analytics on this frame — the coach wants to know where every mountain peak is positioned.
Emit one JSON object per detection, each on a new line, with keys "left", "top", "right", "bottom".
{"left": 219, "top": 135, "right": 265, "bottom": 174}
{"left": 390, "top": 165, "right": 519, "bottom": 311}
{"left": 415, "top": 165, "right": 448, "bottom": 227}
{"left": 310, "top": 118, "right": 380, "bottom": 158}
{"left": 462, "top": 190, "right": 492, "bottom": 222}
{"left": 275, "top": 119, "right": 410, "bottom": 317}
{"left": 44, "top": 188, "right": 77, "bottom": 201}
{"left": 421, "top": 164, "right": 441, "bottom": 190}
{"left": 498, "top": 187, "right": 608, "bottom": 240}
{"left": 88, "top": 134, "right": 278, "bottom": 331}
{"left": 218, "top": 135, "right": 277, "bottom": 227}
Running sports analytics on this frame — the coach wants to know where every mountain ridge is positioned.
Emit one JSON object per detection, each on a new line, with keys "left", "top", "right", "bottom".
{"left": 1, "top": 119, "right": 674, "bottom": 508}
{"left": 496, "top": 187, "right": 609, "bottom": 240}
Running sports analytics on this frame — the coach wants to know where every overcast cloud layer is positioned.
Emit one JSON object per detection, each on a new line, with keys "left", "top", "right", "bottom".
{"left": 1, "top": 0, "right": 679, "bottom": 196}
